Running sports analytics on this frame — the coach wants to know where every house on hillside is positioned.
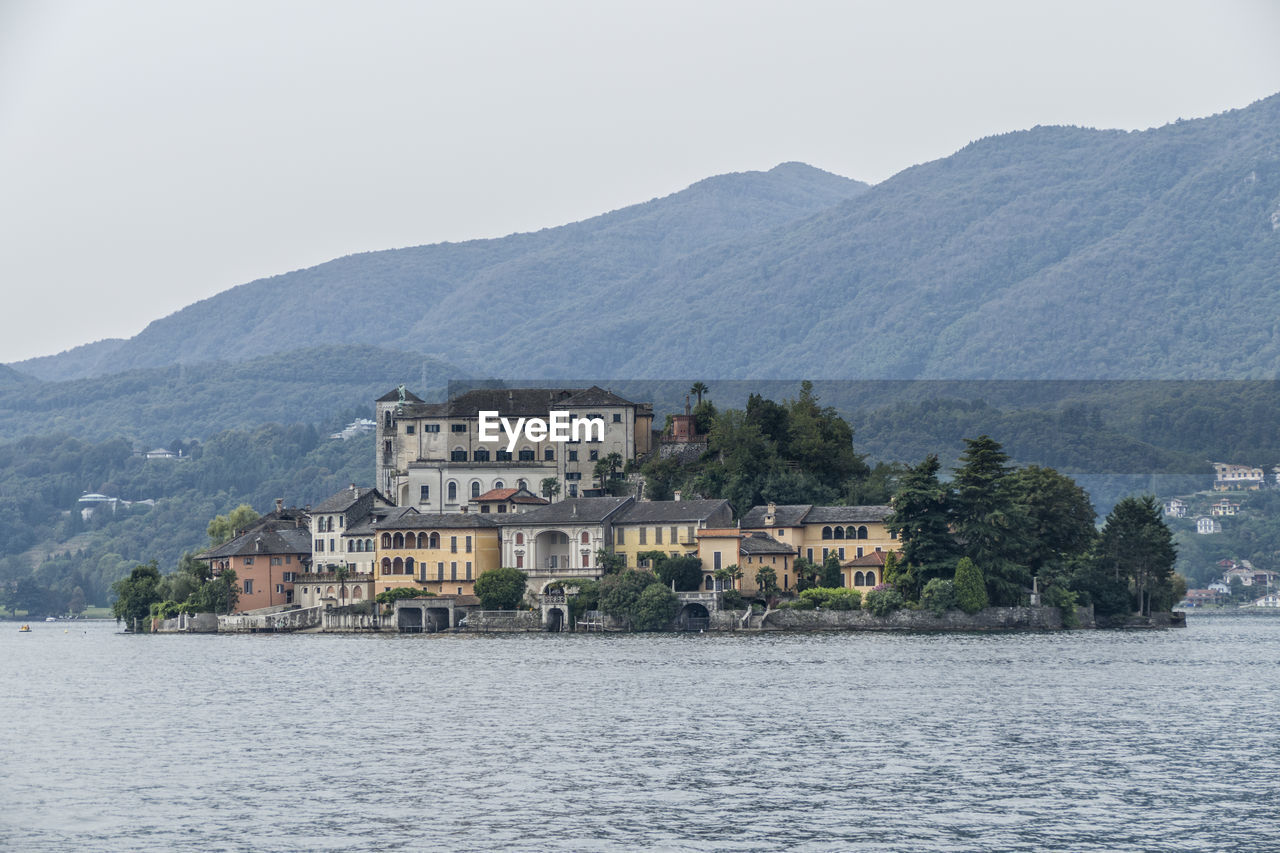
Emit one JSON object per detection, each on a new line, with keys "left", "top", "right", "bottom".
{"left": 1212, "top": 462, "right": 1265, "bottom": 491}
{"left": 1210, "top": 498, "right": 1241, "bottom": 517}
{"left": 372, "top": 508, "right": 502, "bottom": 597}
{"left": 196, "top": 500, "right": 311, "bottom": 612}
{"left": 1196, "top": 516, "right": 1221, "bottom": 535}
{"left": 495, "top": 497, "right": 634, "bottom": 596}
{"left": 1164, "top": 498, "right": 1188, "bottom": 518}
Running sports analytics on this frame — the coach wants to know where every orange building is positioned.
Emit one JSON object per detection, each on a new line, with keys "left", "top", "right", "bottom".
{"left": 198, "top": 502, "right": 311, "bottom": 612}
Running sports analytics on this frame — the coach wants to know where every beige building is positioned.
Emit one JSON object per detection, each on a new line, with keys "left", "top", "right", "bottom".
{"left": 308, "top": 485, "right": 395, "bottom": 575}
{"left": 695, "top": 528, "right": 797, "bottom": 595}
{"left": 372, "top": 509, "right": 502, "bottom": 597}
{"left": 740, "top": 503, "right": 897, "bottom": 566}
{"left": 496, "top": 496, "right": 634, "bottom": 596}
{"left": 375, "top": 386, "right": 653, "bottom": 511}
{"left": 611, "top": 498, "right": 733, "bottom": 569}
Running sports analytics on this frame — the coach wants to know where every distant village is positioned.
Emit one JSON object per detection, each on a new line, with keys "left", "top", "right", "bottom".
{"left": 189, "top": 385, "right": 900, "bottom": 632}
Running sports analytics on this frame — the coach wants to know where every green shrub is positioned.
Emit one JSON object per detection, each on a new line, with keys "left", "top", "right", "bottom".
{"left": 632, "top": 583, "right": 679, "bottom": 631}
{"left": 721, "top": 589, "right": 746, "bottom": 610}
{"left": 864, "top": 586, "right": 904, "bottom": 617}
{"left": 1042, "top": 583, "right": 1080, "bottom": 628}
{"left": 826, "top": 589, "right": 862, "bottom": 611}
{"left": 920, "top": 578, "right": 957, "bottom": 614}
{"left": 954, "top": 558, "right": 989, "bottom": 614}
{"left": 787, "top": 597, "right": 816, "bottom": 610}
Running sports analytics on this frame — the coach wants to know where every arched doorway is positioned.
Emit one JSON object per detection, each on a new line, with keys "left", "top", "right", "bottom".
{"left": 677, "top": 602, "right": 710, "bottom": 631}
{"left": 545, "top": 607, "right": 565, "bottom": 632}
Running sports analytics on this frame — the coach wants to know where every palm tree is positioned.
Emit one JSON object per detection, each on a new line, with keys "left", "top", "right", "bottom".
{"left": 689, "top": 382, "right": 709, "bottom": 405}
{"left": 334, "top": 565, "right": 350, "bottom": 607}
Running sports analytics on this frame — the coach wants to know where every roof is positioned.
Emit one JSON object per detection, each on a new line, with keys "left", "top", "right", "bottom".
{"left": 373, "top": 509, "right": 500, "bottom": 530}
{"left": 346, "top": 505, "right": 417, "bottom": 535}
{"left": 740, "top": 504, "right": 892, "bottom": 527}
{"left": 495, "top": 496, "right": 634, "bottom": 525}
{"left": 842, "top": 551, "right": 899, "bottom": 568}
{"left": 313, "top": 485, "right": 385, "bottom": 514}
{"left": 397, "top": 386, "right": 640, "bottom": 419}
{"left": 201, "top": 523, "right": 312, "bottom": 560}
{"left": 472, "top": 487, "right": 549, "bottom": 505}
{"left": 738, "top": 532, "right": 798, "bottom": 556}
{"left": 615, "top": 499, "right": 732, "bottom": 524}
{"left": 740, "top": 504, "right": 813, "bottom": 528}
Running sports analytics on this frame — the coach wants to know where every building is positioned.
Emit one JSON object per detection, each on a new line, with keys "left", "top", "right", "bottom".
{"left": 1250, "top": 593, "right": 1280, "bottom": 607}
{"left": 611, "top": 498, "right": 733, "bottom": 568}
{"left": 1223, "top": 564, "right": 1278, "bottom": 588}
{"left": 197, "top": 500, "right": 311, "bottom": 612}
{"left": 375, "top": 385, "right": 653, "bottom": 511}
{"left": 841, "top": 550, "right": 898, "bottom": 591}
{"left": 469, "top": 486, "right": 550, "bottom": 515}
{"left": 496, "top": 496, "right": 634, "bottom": 596}
{"left": 1182, "top": 589, "right": 1224, "bottom": 607}
{"left": 739, "top": 502, "right": 897, "bottom": 565}
{"left": 1196, "top": 516, "right": 1221, "bottom": 535}
{"left": 308, "top": 485, "right": 395, "bottom": 574}
{"left": 695, "top": 528, "right": 797, "bottom": 595}
{"left": 1210, "top": 498, "right": 1241, "bottom": 517}
{"left": 372, "top": 508, "right": 502, "bottom": 597}
{"left": 1163, "top": 498, "right": 1188, "bottom": 518}
{"left": 1212, "top": 462, "right": 1265, "bottom": 491}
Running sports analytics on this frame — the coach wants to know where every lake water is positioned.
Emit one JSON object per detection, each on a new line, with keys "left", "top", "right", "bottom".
{"left": 2, "top": 614, "right": 1278, "bottom": 852}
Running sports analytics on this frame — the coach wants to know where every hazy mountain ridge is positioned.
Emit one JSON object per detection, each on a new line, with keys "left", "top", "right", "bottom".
{"left": 10, "top": 95, "right": 1280, "bottom": 383}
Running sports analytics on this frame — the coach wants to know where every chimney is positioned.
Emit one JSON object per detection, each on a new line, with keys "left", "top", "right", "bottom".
{"left": 275, "top": 498, "right": 283, "bottom": 514}
{"left": 764, "top": 501, "right": 776, "bottom": 526}
{"left": 674, "top": 490, "right": 682, "bottom": 502}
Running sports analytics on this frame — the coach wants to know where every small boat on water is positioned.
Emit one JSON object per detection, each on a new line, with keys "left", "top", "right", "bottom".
{"left": 18, "top": 624, "right": 31, "bottom": 632}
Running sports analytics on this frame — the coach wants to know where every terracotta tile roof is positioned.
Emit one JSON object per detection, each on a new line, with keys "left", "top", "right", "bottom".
{"left": 475, "top": 488, "right": 519, "bottom": 502}
{"left": 841, "top": 551, "right": 901, "bottom": 568}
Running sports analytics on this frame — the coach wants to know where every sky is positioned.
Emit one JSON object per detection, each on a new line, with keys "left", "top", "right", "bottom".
{"left": 2, "top": 0, "right": 1279, "bottom": 365}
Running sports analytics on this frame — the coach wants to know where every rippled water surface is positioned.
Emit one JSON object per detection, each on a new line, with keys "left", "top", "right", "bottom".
{"left": 3, "top": 615, "right": 1279, "bottom": 851}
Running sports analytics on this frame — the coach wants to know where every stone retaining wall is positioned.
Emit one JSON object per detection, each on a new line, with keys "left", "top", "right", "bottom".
{"left": 760, "top": 605, "right": 1066, "bottom": 632}
{"left": 458, "top": 610, "right": 541, "bottom": 632}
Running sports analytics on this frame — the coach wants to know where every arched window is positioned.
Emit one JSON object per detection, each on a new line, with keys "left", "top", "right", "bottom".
{"left": 365, "top": 539, "right": 373, "bottom": 551}
{"left": 581, "top": 532, "right": 590, "bottom": 544}
{"left": 494, "top": 480, "right": 505, "bottom": 490}
{"left": 347, "top": 540, "right": 354, "bottom": 552}
{"left": 471, "top": 481, "right": 481, "bottom": 499}
{"left": 417, "top": 532, "right": 427, "bottom": 549}
{"left": 854, "top": 571, "right": 865, "bottom": 586}
{"left": 515, "top": 532, "right": 524, "bottom": 545}
{"left": 705, "top": 576, "right": 714, "bottom": 590}
{"left": 327, "top": 586, "right": 336, "bottom": 598}
{"left": 384, "top": 411, "right": 392, "bottom": 429}
{"left": 822, "top": 526, "right": 832, "bottom": 540}
{"left": 392, "top": 557, "right": 403, "bottom": 574}
{"left": 833, "top": 526, "right": 844, "bottom": 540}
{"left": 517, "top": 479, "right": 527, "bottom": 490}
{"left": 429, "top": 532, "right": 440, "bottom": 549}
{"left": 865, "top": 570, "right": 876, "bottom": 585}
{"left": 380, "top": 558, "right": 391, "bottom": 574}
{"left": 393, "top": 532, "right": 404, "bottom": 549}
{"left": 352, "top": 586, "right": 363, "bottom": 599}
{"left": 405, "top": 557, "right": 415, "bottom": 573}
{"left": 447, "top": 481, "right": 457, "bottom": 502}
{"left": 380, "top": 533, "right": 391, "bottom": 549}
{"left": 858, "top": 526, "right": 869, "bottom": 539}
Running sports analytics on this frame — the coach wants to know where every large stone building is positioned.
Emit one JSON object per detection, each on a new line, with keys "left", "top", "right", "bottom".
{"left": 740, "top": 503, "right": 897, "bottom": 566}
{"left": 495, "top": 496, "right": 635, "bottom": 595}
{"left": 375, "top": 386, "right": 653, "bottom": 511}
{"left": 372, "top": 509, "right": 502, "bottom": 597}
{"left": 610, "top": 498, "right": 733, "bottom": 569}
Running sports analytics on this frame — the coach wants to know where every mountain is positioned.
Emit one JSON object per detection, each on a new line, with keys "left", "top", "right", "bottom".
{"left": 14, "top": 163, "right": 868, "bottom": 380}
{"left": 10, "top": 95, "right": 1280, "bottom": 383}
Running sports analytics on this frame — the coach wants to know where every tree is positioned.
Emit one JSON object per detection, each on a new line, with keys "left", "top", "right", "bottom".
{"left": 794, "top": 557, "right": 820, "bottom": 592}
{"left": 887, "top": 454, "right": 956, "bottom": 598}
{"left": 820, "top": 552, "right": 843, "bottom": 588}
{"left": 951, "top": 437, "right": 1029, "bottom": 606}
{"left": 67, "top": 585, "right": 86, "bottom": 616}
{"left": 713, "top": 563, "right": 743, "bottom": 591}
{"left": 599, "top": 570, "right": 660, "bottom": 628}
{"left": 690, "top": 382, "right": 709, "bottom": 405}
{"left": 474, "top": 567, "right": 528, "bottom": 610}
{"left": 540, "top": 478, "right": 561, "bottom": 500}
{"left": 207, "top": 504, "right": 259, "bottom": 546}
{"left": 754, "top": 565, "right": 779, "bottom": 601}
{"left": 111, "top": 561, "right": 163, "bottom": 629}
{"left": 1007, "top": 465, "right": 1097, "bottom": 579}
{"left": 1098, "top": 496, "right": 1177, "bottom": 616}
{"left": 595, "top": 549, "right": 625, "bottom": 574}
{"left": 654, "top": 555, "right": 703, "bottom": 592}
{"left": 953, "top": 557, "right": 989, "bottom": 614}
{"left": 334, "top": 565, "right": 350, "bottom": 606}
{"left": 632, "top": 583, "right": 679, "bottom": 631}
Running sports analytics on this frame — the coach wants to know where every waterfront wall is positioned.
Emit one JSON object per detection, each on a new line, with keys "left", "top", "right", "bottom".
{"left": 705, "top": 605, "right": 1079, "bottom": 632}
{"left": 154, "top": 612, "right": 219, "bottom": 633}
{"left": 458, "top": 610, "right": 541, "bottom": 632}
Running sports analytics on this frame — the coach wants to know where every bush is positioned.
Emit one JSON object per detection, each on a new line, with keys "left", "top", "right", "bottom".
{"left": 1042, "top": 583, "right": 1080, "bottom": 628}
{"left": 954, "top": 558, "right": 989, "bottom": 614}
{"left": 721, "top": 589, "right": 746, "bottom": 610}
{"left": 474, "top": 567, "right": 528, "bottom": 610}
{"left": 920, "top": 578, "right": 957, "bottom": 614}
{"left": 864, "top": 585, "right": 904, "bottom": 617}
{"left": 632, "top": 583, "right": 679, "bottom": 631}
{"left": 799, "top": 587, "right": 862, "bottom": 610}
{"left": 785, "top": 597, "right": 816, "bottom": 610}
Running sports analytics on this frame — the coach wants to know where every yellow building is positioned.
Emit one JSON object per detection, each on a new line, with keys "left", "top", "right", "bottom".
{"left": 740, "top": 503, "right": 897, "bottom": 571}
{"left": 611, "top": 499, "right": 733, "bottom": 569}
{"left": 373, "top": 510, "right": 501, "bottom": 597}
{"left": 696, "top": 528, "right": 797, "bottom": 595}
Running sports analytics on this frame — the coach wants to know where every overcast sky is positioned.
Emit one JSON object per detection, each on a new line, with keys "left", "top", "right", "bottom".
{"left": 2, "top": 0, "right": 1278, "bottom": 364}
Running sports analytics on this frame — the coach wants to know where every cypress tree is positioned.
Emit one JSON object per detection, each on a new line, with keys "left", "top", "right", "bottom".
{"left": 954, "top": 557, "right": 989, "bottom": 614}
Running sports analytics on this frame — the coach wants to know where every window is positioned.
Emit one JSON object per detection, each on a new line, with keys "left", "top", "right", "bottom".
{"left": 714, "top": 552, "right": 722, "bottom": 571}
{"left": 329, "top": 539, "right": 335, "bottom": 552}
{"left": 806, "top": 548, "right": 813, "bottom": 562}
{"left": 315, "top": 540, "right": 324, "bottom": 552}
{"left": 686, "top": 526, "right": 695, "bottom": 543}
{"left": 639, "top": 528, "right": 647, "bottom": 545}
{"left": 616, "top": 528, "right": 625, "bottom": 545}
{"left": 568, "top": 450, "right": 578, "bottom": 461}
{"left": 655, "top": 527, "right": 663, "bottom": 544}
{"left": 450, "top": 562, "right": 457, "bottom": 581}
{"left": 496, "top": 450, "right": 512, "bottom": 462}
{"left": 568, "top": 485, "right": 578, "bottom": 497}
{"left": 424, "top": 424, "right": 440, "bottom": 433}
{"left": 670, "top": 526, "right": 678, "bottom": 543}
{"left": 544, "top": 448, "right": 555, "bottom": 461}
{"left": 447, "top": 482, "right": 457, "bottom": 501}
{"left": 243, "top": 579, "right": 254, "bottom": 594}
{"left": 516, "top": 554, "right": 524, "bottom": 568}
{"left": 451, "top": 450, "right": 467, "bottom": 462}
{"left": 613, "top": 413, "right": 622, "bottom": 422}
{"left": 420, "top": 485, "right": 430, "bottom": 502}
{"left": 283, "top": 572, "right": 296, "bottom": 583}
{"left": 450, "top": 536, "right": 458, "bottom": 553}
{"left": 285, "top": 555, "right": 292, "bottom": 564}
{"left": 519, "top": 449, "right": 535, "bottom": 461}
{"left": 471, "top": 482, "right": 481, "bottom": 499}
{"left": 271, "top": 557, "right": 282, "bottom": 566}
{"left": 515, "top": 533, "right": 524, "bottom": 545}
{"left": 589, "top": 449, "right": 599, "bottom": 461}
{"left": 465, "top": 562, "right": 472, "bottom": 580}
{"left": 276, "top": 584, "right": 285, "bottom": 594}
{"left": 566, "top": 472, "right": 582, "bottom": 481}
{"left": 581, "top": 532, "right": 590, "bottom": 544}
{"left": 582, "top": 551, "right": 590, "bottom": 568}
{"left": 497, "top": 506, "right": 506, "bottom": 513}
{"left": 473, "top": 449, "right": 490, "bottom": 462}
{"left": 437, "top": 563, "right": 444, "bottom": 581}
{"left": 243, "top": 557, "right": 254, "bottom": 566}
{"left": 839, "top": 547, "right": 845, "bottom": 559}
{"left": 856, "top": 547, "right": 864, "bottom": 557}
{"left": 451, "top": 423, "right": 467, "bottom": 432}
{"left": 405, "top": 424, "right": 414, "bottom": 434}
{"left": 465, "top": 535, "right": 472, "bottom": 553}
